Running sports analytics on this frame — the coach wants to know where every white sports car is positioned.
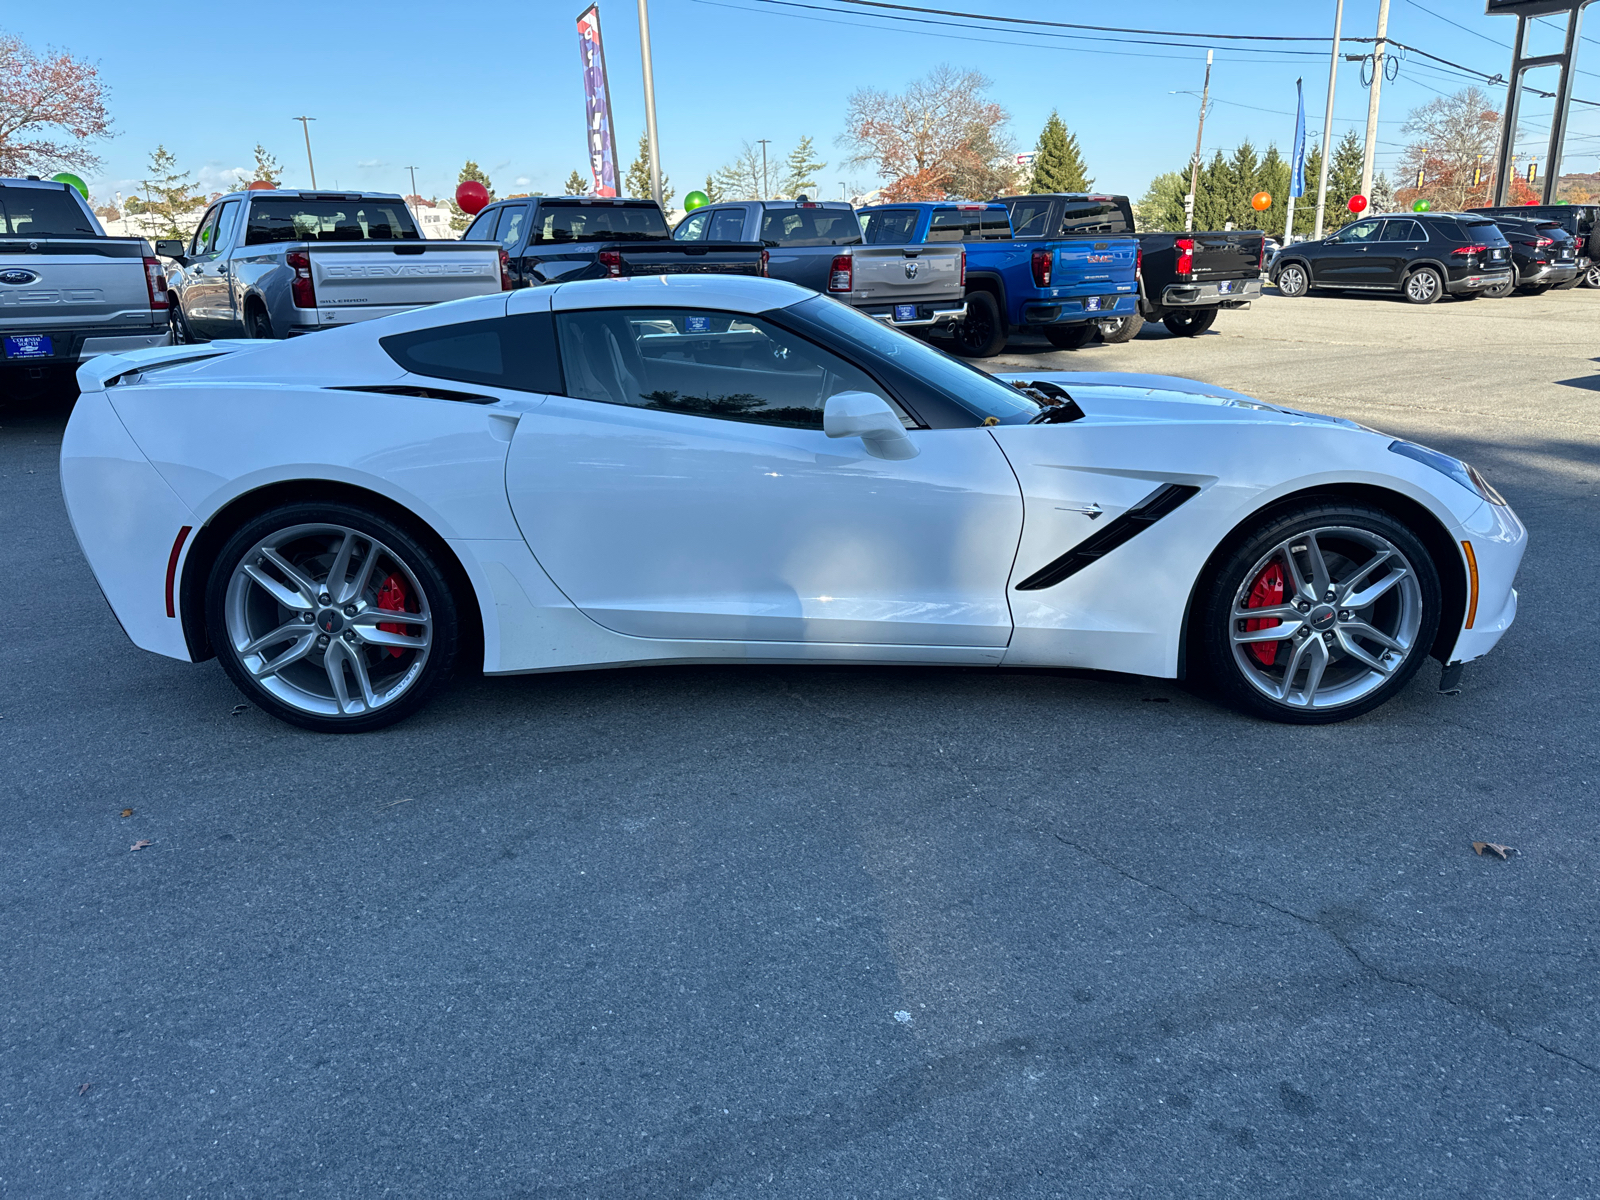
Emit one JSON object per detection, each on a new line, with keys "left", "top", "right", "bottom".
{"left": 62, "top": 276, "right": 1524, "bottom": 732}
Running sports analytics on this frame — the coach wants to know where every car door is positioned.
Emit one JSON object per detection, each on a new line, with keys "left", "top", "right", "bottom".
{"left": 206, "top": 200, "right": 245, "bottom": 335}
{"left": 1369, "top": 218, "right": 1422, "bottom": 287}
{"left": 502, "top": 296, "right": 1023, "bottom": 650}
{"left": 179, "top": 206, "right": 225, "bottom": 337}
{"left": 1312, "top": 218, "right": 1382, "bottom": 286}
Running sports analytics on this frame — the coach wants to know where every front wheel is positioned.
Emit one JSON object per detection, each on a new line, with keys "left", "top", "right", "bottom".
{"left": 169, "top": 301, "right": 197, "bottom": 344}
{"left": 1404, "top": 267, "right": 1442, "bottom": 305}
{"left": 1197, "top": 503, "right": 1441, "bottom": 724}
{"left": 1274, "top": 263, "right": 1309, "bottom": 297}
{"left": 1043, "top": 323, "right": 1096, "bottom": 351}
{"left": 206, "top": 502, "right": 460, "bottom": 732}
{"left": 1097, "top": 313, "right": 1145, "bottom": 343}
{"left": 948, "top": 290, "right": 1006, "bottom": 357}
{"left": 1162, "top": 308, "right": 1218, "bottom": 337}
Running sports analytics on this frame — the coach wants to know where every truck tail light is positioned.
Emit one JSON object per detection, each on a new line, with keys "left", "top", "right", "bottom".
{"left": 142, "top": 257, "right": 168, "bottom": 310}
{"left": 1136, "top": 246, "right": 1143, "bottom": 278}
{"left": 1175, "top": 238, "right": 1194, "bottom": 277}
{"left": 1030, "top": 248, "right": 1052, "bottom": 287}
{"left": 828, "top": 254, "right": 852, "bottom": 293}
{"left": 597, "top": 248, "right": 623, "bottom": 277}
{"left": 959, "top": 249, "right": 966, "bottom": 287}
{"left": 759, "top": 249, "right": 770, "bottom": 277}
{"left": 1257, "top": 237, "right": 1265, "bottom": 271}
{"left": 287, "top": 250, "right": 315, "bottom": 308}
{"left": 499, "top": 248, "right": 514, "bottom": 290}
{"left": 1450, "top": 244, "right": 1488, "bottom": 257}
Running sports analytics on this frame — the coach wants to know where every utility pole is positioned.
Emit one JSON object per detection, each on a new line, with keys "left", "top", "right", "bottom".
{"left": 637, "top": 0, "right": 664, "bottom": 208}
{"left": 1185, "top": 50, "right": 1213, "bottom": 233}
{"left": 840, "top": 180, "right": 848, "bottom": 202}
{"left": 405, "top": 165, "right": 419, "bottom": 200}
{"left": 1313, "top": 0, "right": 1345, "bottom": 239}
{"left": 1359, "top": 0, "right": 1391, "bottom": 204}
{"left": 757, "top": 139, "right": 772, "bottom": 199}
{"left": 293, "top": 116, "right": 318, "bottom": 189}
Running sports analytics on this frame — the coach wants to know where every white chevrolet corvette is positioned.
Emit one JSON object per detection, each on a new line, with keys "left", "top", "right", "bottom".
{"left": 62, "top": 276, "right": 1524, "bottom": 732}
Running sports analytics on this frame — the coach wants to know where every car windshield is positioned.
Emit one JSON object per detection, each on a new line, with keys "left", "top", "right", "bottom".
{"left": 778, "top": 295, "right": 1042, "bottom": 424}
{"left": 759, "top": 208, "right": 863, "bottom": 247}
{"left": 245, "top": 198, "right": 420, "bottom": 244}
{"left": 858, "top": 208, "right": 919, "bottom": 245}
{"left": 0, "top": 187, "right": 97, "bottom": 236}
{"left": 534, "top": 203, "right": 669, "bottom": 243}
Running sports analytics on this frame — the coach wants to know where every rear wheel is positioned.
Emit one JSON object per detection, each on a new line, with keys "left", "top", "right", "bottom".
{"left": 1198, "top": 503, "right": 1440, "bottom": 724}
{"left": 1097, "top": 313, "right": 1145, "bottom": 343}
{"left": 1403, "top": 267, "right": 1442, "bottom": 304}
{"left": 206, "top": 502, "right": 459, "bottom": 732}
{"left": 1518, "top": 283, "right": 1552, "bottom": 296}
{"left": 1583, "top": 264, "right": 1600, "bottom": 288}
{"left": 1484, "top": 276, "right": 1514, "bottom": 299}
{"left": 1043, "top": 323, "right": 1096, "bottom": 350}
{"left": 1275, "top": 262, "right": 1309, "bottom": 297}
{"left": 948, "top": 290, "right": 1006, "bottom": 357}
{"left": 245, "top": 302, "right": 274, "bottom": 339}
{"left": 1162, "top": 308, "right": 1218, "bottom": 337}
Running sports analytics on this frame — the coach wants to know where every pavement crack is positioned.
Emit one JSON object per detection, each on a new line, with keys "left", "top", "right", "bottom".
{"left": 1049, "top": 833, "right": 1256, "bottom": 931}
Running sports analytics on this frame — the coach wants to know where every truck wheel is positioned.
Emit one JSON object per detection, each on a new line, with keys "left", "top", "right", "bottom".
{"left": 1274, "top": 263, "right": 1309, "bottom": 297}
{"left": 1043, "top": 324, "right": 1096, "bottom": 351}
{"left": 1403, "top": 267, "right": 1442, "bottom": 305}
{"left": 1097, "top": 313, "right": 1144, "bottom": 343}
{"left": 1584, "top": 264, "right": 1600, "bottom": 288}
{"left": 245, "top": 302, "right": 275, "bottom": 339}
{"left": 1162, "top": 308, "right": 1218, "bottom": 337}
{"left": 169, "top": 302, "right": 197, "bottom": 345}
{"left": 949, "top": 291, "right": 1006, "bottom": 357}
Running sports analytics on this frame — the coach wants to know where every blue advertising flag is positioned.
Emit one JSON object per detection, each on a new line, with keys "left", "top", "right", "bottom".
{"left": 1290, "top": 78, "right": 1307, "bottom": 199}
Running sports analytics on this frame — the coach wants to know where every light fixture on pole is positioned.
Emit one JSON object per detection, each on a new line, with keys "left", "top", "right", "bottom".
{"left": 637, "top": 0, "right": 664, "bottom": 207}
{"left": 757, "top": 139, "right": 772, "bottom": 200}
{"left": 406, "top": 165, "right": 420, "bottom": 201}
{"left": 293, "top": 116, "right": 318, "bottom": 189}
{"left": 1313, "top": 0, "right": 1344, "bottom": 239}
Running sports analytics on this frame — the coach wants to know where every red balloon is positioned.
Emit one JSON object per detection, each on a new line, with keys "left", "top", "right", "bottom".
{"left": 1347, "top": 193, "right": 1368, "bottom": 214}
{"left": 246, "top": 180, "right": 276, "bottom": 191}
{"left": 455, "top": 181, "right": 490, "bottom": 215}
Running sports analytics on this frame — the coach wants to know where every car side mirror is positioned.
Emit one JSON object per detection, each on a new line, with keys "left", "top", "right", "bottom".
{"left": 823, "top": 390, "right": 918, "bottom": 460}
{"left": 154, "top": 239, "right": 187, "bottom": 261}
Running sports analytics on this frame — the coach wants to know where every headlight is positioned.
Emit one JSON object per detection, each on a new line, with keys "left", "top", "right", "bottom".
{"left": 1389, "top": 440, "right": 1506, "bottom": 505}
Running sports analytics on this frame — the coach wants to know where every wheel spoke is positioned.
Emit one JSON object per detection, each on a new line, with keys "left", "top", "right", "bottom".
{"left": 1274, "top": 635, "right": 1315, "bottom": 701}
{"left": 347, "top": 538, "right": 381, "bottom": 605}
{"left": 350, "top": 608, "right": 431, "bottom": 629}
{"left": 260, "top": 546, "right": 320, "bottom": 601}
{"left": 1336, "top": 628, "right": 1396, "bottom": 674}
{"left": 242, "top": 619, "right": 310, "bottom": 656}
{"left": 325, "top": 531, "right": 359, "bottom": 604}
{"left": 1232, "top": 619, "right": 1304, "bottom": 645}
{"left": 1297, "top": 636, "right": 1330, "bottom": 706}
{"left": 324, "top": 642, "right": 354, "bottom": 712}
{"left": 1342, "top": 618, "right": 1403, "bottom": 652}
{"left": 1299, "top": 533, "right": 1332, "bottom": 601}
{"left": 1230, "top": 602, "right": 1301, "bottom": 624}
{"left": 250, "top": 631, "right": 318, "bottom": 680}
{"left": 241, "top": 563, "right": 312, "bottom": 612}
{"left": 1336, "top": 550, "right": 1393, "bottom": 601}
{"left": 1345, "top": 567, "right": 1409, "bottom": 610}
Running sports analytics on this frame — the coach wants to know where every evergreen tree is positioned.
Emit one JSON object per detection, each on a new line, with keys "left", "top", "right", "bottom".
{"left": 1135, "top": 171, "right": 1189, "bottom": 231}
{"left": 137, "top": 145, "right": 202, "bottom": 240}
{"left": 779, "top": 136, "right": 826, "bottom": 199}
{"left": 624, "top": 131, "right": 673, "bottom": 204}
{"left": 251, "top": 143, "right": 281, "bottom": 187}
{"left": 564, "top": 169, "right": 590, "bottom": 196}
{"left": 1027, "top": 110, "right": 1092, "bottom": 193}
{"left": 703, "top": 173, "right": 724, "bottom": 204}
{"left": 1327, "top": 129, "right": 1365, "bottom": 227}
{"left": 447, "top": 160, "right": 495, "bottom": 232}
{"left": 1370, "top": 170, "right": 1396, "bottom": 214}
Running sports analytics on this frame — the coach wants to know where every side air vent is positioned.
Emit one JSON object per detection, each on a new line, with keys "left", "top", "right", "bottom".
{"left": 1014, "top": 483, "right": 1201, "bottom": 591}
{"left": 330, "top": 384, "right": 497, "bottom": 405}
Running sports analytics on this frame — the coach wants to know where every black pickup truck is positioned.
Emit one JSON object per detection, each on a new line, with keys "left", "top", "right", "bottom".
{"left": 1000, "top": 193, "right": 1265, "bottom": 337}
{"left": 461, "top": 196, "right": 767, "bottom": 286}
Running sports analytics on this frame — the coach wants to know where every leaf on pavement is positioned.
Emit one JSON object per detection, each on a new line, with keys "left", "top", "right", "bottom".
{"left": 120, "top": 808, "right": 134, "bottom": 818}
{"left": 78, "top": 1082, "right": 92, "bottom": 1096}
{"left": 129, "top": 839, "right": 153, "bottom": 852}
{"left": 1472, "top": 841, "right": 1515, "bottom": 859}
{"left": 229, "top": 704, "right": 248, "bottom": 716}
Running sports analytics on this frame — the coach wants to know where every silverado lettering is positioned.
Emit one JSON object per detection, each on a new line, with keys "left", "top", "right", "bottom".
{"left": 322, "top": 263, "right": 494, "bottom": 279}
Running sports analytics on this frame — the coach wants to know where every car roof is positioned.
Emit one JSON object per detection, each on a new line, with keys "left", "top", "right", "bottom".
{"left": 546, "top": 274, "right": 815, "bottom": 313}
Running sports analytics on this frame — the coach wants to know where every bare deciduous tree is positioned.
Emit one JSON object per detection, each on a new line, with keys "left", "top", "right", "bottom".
{"left": 1395, "top": 86, "right": 1501, "bottom": 212}
{"left": 714, "top": 142, "right": 766, "bottom": 200}
{"left": 839, "top": 65, "right": 1014, "bottom": 201}
{"left": 0, "top": 32, "right": 112, "bottom": 176}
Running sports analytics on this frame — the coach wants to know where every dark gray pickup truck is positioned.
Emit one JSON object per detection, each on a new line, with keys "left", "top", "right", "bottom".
{"left": 464, "top": 196, "right": 767, "bottom": 286}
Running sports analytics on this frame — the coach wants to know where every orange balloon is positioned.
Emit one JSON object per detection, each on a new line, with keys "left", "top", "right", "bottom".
{"left": 1251, "top": 191, "right": 1273, "bottom": 211}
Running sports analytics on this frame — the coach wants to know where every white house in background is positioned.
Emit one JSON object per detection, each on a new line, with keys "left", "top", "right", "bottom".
{"left": 101, "top": 208, "right": 207, "bottom": 245}
{"left": 405, "top": 196, "right": 455, "bottom": 240}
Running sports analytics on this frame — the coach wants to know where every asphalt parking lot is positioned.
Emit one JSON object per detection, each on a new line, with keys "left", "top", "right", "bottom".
{"left": 4, "top": 290, "right": 1597, "bottom": 1197}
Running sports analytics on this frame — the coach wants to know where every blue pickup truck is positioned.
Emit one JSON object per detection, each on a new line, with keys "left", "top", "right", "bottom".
{"left": 856, "top": 201, "right": 1140, "bottom": 356}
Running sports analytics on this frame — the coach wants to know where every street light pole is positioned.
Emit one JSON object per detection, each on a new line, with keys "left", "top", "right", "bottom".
{"left": 757, "top": 139, "right": 772, "bottom": 199}
{"left": 637, "top": 0, "right": 664, "bottom": 208}
{"left": 1359, "top": 0, "right": 1391, "bottom": 204}
{"left": 1185, "top": 50, "right": 1213, "bottom": 233}
{"left": 293, "top": 116, "right": 318, "bottom": 189}
{"left": 1313, "top": 0, "right": 1344, "bottom": 239}
{"left": 406, "top": 165, "right": 419, "bottom": 200}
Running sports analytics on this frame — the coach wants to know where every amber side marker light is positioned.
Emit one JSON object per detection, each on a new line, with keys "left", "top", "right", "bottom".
{"left": 1462, "top": 540, "right": 1480, "bottom": 629}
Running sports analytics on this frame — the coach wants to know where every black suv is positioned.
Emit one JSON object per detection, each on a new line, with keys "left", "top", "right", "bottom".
{"left": 1475, "top": 215, "right": 1578, "bottom": 296}
{"left": 1470, "top": 203, "right": 1599, "bottom": 287}
{"left": 1271, "top": 212, "right": 1512, "bottom": 304}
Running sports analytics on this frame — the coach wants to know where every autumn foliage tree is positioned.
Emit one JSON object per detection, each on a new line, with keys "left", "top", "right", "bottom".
{"left": 1393, "top": 87, "right": 1505, "bottom": 212}
{"left": 840, "top": 65, "right": 1016, "bottom": 201}
{"left": 0, "top": 32, "right": 112, "bottom": 177}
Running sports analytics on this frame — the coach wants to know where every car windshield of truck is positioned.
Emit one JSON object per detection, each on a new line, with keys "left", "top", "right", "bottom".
{"left": 535, "top": 203, "right": 669, "bottom": 243}
{"left": 244, "top": 199, "right": 420, "bottom": 244}
{"left": 779, "top": 296, "right": 1042, "bottom": 425}
{"left": 859, "top": 209, "right": 919, "bottom": 244}
{"left": 0, "top": 188, "right": 97, "bottom": 236}
{"left": 928, "top": 207, "right": 1012, "bottom": 241}
{"left": 760, "top": 208, "right": 863, "bottom": 247}
{"left": 1057, "top": 201, "right": 1128, "bottom": 234}
{"left": 1008, "top": 199, "right": 1053, "bottom": 238}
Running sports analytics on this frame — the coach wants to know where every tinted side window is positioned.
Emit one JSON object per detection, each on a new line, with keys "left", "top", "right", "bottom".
{"left": 674, "top": 210, "right": 710, "bottom": 240}
{"left": 554, "top": 307, "right": 906, "bottom": 431}
{"left": 1057, "top": 201, "right": 1126, "bottom": 234}
{"left": 212, "top": 200, "right": 242, "bottom": 250}
{"left": 0, "top": 187, "right": 97, "bottom": 236}
{"left": 463, "top": 209, "right": 499, "bottom": 241}
{"left": 1380, "top": 219, "right": 1422, "bottom": 241}
{"left": 1008, "top": 200, "right": 1053, "bottom": 237}
{"left": 928, "top": 208, "right": 1012, "bottom": 241}
{"left": 190, "top": 208, "right": 220, "bottom": 256}
{"left": 494, "top": 205, "right": 528, "bottom": 248}
{"left": 1332, "top": 220, "right": 1382, "bottom": 244}
{"left": 758, "top": 208, "right": 862, "bottom": 247}
{"left": 859, "top": 209, "right": 919, "bottom": 244}
{"left": 707, "top": 209, "right": 746, "bottom": 241}
{"left": 380, "top": 314, "right": 563, "bottom": 393}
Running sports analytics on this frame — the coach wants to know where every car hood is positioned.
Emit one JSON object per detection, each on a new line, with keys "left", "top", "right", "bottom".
{"left": 995, "top": 370, "right": 1372, "bottom": 432}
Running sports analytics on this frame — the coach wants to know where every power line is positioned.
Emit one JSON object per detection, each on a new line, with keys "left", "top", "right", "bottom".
{"left": 812, "top": 0, "right": 1334, "bottom": 42}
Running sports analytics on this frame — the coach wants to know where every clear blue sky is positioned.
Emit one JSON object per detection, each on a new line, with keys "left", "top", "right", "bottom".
{"left": 18, "top": 0, "right": 1600, "bottom": 207}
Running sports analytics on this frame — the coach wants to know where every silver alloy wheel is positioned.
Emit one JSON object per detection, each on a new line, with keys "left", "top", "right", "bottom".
{"left": 1099, "top": 317, "right": 1128, "bottom": 335}
{"left": 224, "top": 523, "right": 432, "bottom": 718}
{"left": 1406, "top": 269, "right": 1440, "bottom": 302}
{"left": 1228, "top": 526, "right": 1424, "bottom": 711}
{"left": 1586, "top": 264, "right": 1600, "bottom": 288}
{"left": 1277, "top": 264, "right": 1307, "bottom": 296}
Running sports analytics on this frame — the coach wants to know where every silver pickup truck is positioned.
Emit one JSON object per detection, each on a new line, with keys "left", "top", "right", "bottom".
{"left": 158, "top": 190, "right": 504, "bottom": 341}
{"left": 2, "top": 177, "right": 170, "bottom": 392}
{"left": 674, "top": 199, "right": 966, "bottom": 329}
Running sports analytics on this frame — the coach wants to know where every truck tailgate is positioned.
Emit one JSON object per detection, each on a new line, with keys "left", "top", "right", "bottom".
{"left": 0, "top": 239, "right": 153, "bottom": 333}
{"left": 307, "top": 241, "right": 502, "bottom": 308}
{"left": 620, "top": 240, "right": 766, "bottom": 276}
{"left": 1049, "top": 239, "right": 1139, "bottom": 285}
{"left": 1192, "top": 233, "right": 1263, "bottom": 279}
{"left": 852, "top": 245, "right": 963, "bottom": 300}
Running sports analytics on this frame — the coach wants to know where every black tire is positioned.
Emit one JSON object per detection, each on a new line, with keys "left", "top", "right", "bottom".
{"left": 1196, "top": 502, "right": 1441, "bottom": 725}
{"left": 1454, "top": 291, "right": 1482, "bottom": 301}
{"left": 1483, "top": 276, "right": 1514, "bottom": 299}
{"left": 205, "top": 501, "right": 460, "bottom": 732}
{"left": 1517, "top": 284, "right": 1551, "bottom": 296}
{"left": 1043, "top": 323, "right": 1096, "bottom": 351}
{"left": 169, "top": 300, "right": 197, "bottom": 344}
{"left": 1162, "top": 307, "right": 1218, "bottom": 337}
{"left": 949, "top": 290, "right": 1006, "bottom": 357}
{"left": 1274, "top": 261, "right": 1310, "bottom": 297}
{"left": 245, "top": 302, "right": 274, "bottom": 340}
{"left": 1098, "top": 313, "right": 1145, "bottom": 343}
{"left": 1403, "top": 266, "right": 1443, "bottom": 305}
{"left": 1553, "top": 275, "right": 1582, "bottom": 290}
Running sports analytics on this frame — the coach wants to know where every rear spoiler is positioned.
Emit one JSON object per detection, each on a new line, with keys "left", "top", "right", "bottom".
{"left": 76, "top": 340, "right": 258, "bottom": 392}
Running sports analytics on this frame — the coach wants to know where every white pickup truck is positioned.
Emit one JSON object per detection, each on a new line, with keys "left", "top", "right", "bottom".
{"left": 158, "top": 190, "right": 504, "bottom": 341}
{"left": 2, "top": 177, "right": 170, "bottom": 394}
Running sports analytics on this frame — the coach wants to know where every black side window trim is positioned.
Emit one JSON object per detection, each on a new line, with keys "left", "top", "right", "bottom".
{"left": 379, "top": 312, "right": 564, "bottom": 394}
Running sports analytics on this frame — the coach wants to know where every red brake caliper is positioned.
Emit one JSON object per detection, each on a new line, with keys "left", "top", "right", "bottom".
{"left": 1244, "top": 560, "right": 1285, "bottom": 666}
{"left": 376, "top": 573, "right": 410, "bottom": 660}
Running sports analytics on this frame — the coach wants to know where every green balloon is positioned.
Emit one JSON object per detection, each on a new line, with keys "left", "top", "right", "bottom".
{"left": 51, "top": 172, "right": 89, "bottom": 200}
{"left": 684, "top": 190, "right": 709, "bottom": 212}
{"left": 1412, "top": 199, "right": 1431, "bottom": 212}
